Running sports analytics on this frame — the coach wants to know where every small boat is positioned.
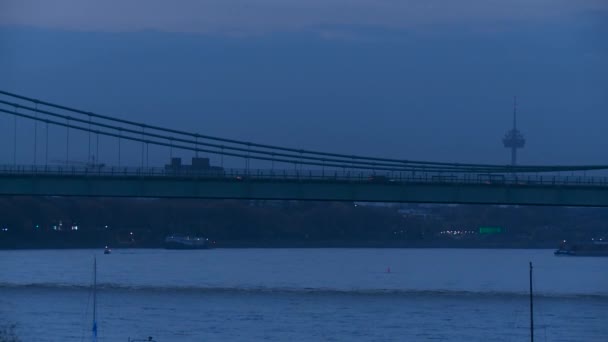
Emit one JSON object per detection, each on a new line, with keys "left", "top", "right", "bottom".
{"left": 103, "top": 246, "right": 111, "bottom": 254}
{"left": 164, "top": 234, "right": 212, "bottom": 250}
{"left": 554, "top": 238, "right": 608, "bottom": 256}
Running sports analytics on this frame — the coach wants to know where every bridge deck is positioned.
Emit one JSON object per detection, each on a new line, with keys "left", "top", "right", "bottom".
{"left": 1, "top": 168, "right": 607, "bottom": 206}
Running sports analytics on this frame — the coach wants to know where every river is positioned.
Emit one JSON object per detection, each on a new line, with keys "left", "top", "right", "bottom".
{"left": 0, "top": 248, "right": 606, "bottom": 341}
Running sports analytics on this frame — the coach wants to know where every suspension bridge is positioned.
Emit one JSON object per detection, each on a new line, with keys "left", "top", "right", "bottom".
{"left": 0, "top": 90, "right": 607, "bottom": 206}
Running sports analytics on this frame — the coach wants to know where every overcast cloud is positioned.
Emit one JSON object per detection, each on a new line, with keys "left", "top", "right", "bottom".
{"left": 1, "top": 0, "right": 607, "bottom": 35}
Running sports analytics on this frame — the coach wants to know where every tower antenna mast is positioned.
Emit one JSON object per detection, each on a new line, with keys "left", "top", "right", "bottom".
{"left": 502, "top": 96, "right": 526, "bottom": 165}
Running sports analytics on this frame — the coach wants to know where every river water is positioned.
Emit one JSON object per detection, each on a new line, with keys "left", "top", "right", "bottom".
{"left": 0, "top": 248, "right": 606, "bottom": 341}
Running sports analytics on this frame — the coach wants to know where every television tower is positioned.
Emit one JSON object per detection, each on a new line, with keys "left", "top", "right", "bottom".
{"left": 502, "top": 96, "right": 525, "bottom": 165}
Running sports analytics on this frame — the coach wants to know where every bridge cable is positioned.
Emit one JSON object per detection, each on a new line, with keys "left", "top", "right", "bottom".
{"left": 0, "top": 101, "right": 507, "bottom": 172}
{"left": 0, "top": 99, "right": 485, "bottom": 171}
{"left": 0, "top": 107, "right": 498, "bottom": 172}
{"left": 13, "top": 107, "right": 17, "bottom": 166}
{"left": 2, "top": 105, "right": 607, "bottom": 173}
{"left": 45, "top": 120, "right": 49, "bottom": 166}
{"left": 118, "top": 128, "right": 122, "bottom": 167}
{"left": 88, "top": 115, "right": 92, "bottom": 163}
{"left": 0, "top": 89, "right": 572, "bottom": 170}
{"left": 140, "top": 126, "right": 144, "bottom": 169}
{"left": 34, "top": 103, "right": 38, "bottom": 165}
{"left": 0, "top": 99, "right": 594, "bottom": 173}
{"left": 96, "top": 131, "right": 99, "bottom": 167}
{"left": 0, "top": 98, "right": 581, "bottom": 173}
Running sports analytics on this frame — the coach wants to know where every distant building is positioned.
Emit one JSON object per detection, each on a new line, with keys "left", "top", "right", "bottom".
{"left": 165, "top": 157, "right": 224, "bottom": 176}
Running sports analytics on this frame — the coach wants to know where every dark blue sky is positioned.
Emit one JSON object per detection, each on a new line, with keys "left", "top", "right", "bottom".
{"left": 0, "top": 1, "right": 606, "bottom": 167}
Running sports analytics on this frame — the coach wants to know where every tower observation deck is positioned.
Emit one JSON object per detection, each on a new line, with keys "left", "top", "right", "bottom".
{"left": 503, "top": 97, "right": 525, "bottom": 165}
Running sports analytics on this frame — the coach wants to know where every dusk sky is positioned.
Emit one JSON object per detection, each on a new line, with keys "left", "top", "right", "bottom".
{"left": 0, "top": 0, "right": 606, "bottom": 167}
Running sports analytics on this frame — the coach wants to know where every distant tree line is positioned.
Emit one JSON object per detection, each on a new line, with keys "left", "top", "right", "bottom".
{"left": 0, "top": 196, "right": 606, "bottom": 248}
{"left": 0, "top": 197, "right": 404, "bottom": 248}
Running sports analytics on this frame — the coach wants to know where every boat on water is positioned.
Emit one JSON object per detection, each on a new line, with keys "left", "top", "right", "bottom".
{"left": 164, "top": 234, "right": 212, "bottom": 249}
{"left": 554, "top": 238, "right": 608, "bottom": 256}
{"left": 104, "top": 246, "right": 111, "bottom": 254}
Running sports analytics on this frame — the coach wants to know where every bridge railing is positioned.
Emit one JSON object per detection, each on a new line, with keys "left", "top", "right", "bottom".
{"left": 1, "top": 165, "right": 607, "bottom": 187}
